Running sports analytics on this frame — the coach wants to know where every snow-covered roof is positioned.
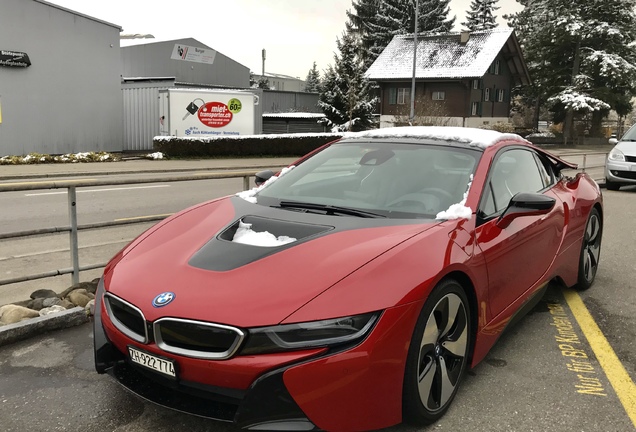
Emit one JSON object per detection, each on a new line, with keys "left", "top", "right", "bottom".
{"left": 366, "top": 28, "right": 526, "bottom": 81}
{"left": 343, "top": 126, "right": 529, "bottom": 150}
{"left": 263, "top": 112, "right": 325, "bottom": 119}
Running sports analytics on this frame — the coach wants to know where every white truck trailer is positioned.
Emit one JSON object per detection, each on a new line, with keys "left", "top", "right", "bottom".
{"left": 159, "top": 88, "right": 261, "bottom": 137}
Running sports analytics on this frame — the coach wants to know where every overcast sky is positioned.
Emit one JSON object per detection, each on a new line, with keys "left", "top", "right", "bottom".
{"left": 49, "top": 0, "right": 522, "bottom": 79}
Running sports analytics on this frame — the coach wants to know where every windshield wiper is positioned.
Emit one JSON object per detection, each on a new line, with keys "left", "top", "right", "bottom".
{"left": 276, "top": 200, "right": 386, "bottom": 218}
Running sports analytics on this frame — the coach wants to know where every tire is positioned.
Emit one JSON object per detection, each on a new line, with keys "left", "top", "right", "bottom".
{"left": 575, "top": 208, "right": 602, "bottom": 290}
{"left": 605, "top": 179, "right": 621, "bottom": 191}
{"left": 403, "top": 279, "right": 472, "bottom": 425}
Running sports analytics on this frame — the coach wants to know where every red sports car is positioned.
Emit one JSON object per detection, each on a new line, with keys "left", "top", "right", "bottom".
{"left": 94, "top": 127, "right": 603, "bottom": 431}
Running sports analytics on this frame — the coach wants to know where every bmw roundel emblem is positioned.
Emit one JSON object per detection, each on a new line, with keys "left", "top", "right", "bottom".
{"left": 152, "top": 292, "right": 175, "bottom": 308}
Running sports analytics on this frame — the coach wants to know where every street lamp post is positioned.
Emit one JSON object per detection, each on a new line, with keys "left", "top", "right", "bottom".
{"left": 409, "top": 0, "right": 419, "bottom": 124}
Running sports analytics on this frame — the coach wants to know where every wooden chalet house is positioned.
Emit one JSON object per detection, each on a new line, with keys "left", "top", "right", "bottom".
{"left": 365, "top": 28, "right": 531, "bottom": 128}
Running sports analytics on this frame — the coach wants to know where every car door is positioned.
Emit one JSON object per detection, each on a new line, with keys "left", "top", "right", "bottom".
{"left": 474, "top": 147, "right": 565, "bottom": 319}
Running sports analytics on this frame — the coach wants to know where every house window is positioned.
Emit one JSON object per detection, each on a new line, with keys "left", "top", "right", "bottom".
{"left": 432, "top": 91, "right": 445, "bottom": 101}
{"left": 471, "top": 102, "right": 480, "bottom": 116}
{"left": 484, "top": 88, "right": 491, "bottom": 101}
{"left": 494, "top": 60, "right": 500, "bottom": 75}
{"left": 473, "top": 80, "right": 479, "bottom": 89}
{"left": 388, "top": 88, "right": 397, "bottom": 105}
{"left": 397, "top": 88, "right": 410, "bottom": 104}
{"left": 497, "top": 89, "right": 505, "bottom": 102}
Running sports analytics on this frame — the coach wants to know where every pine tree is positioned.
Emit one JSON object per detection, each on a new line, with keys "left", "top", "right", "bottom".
{"left": 508, "top": 0, "right": 636, "bottom": 136}
{"left": 304, "top": 61, "right": 322, "bottom": 93}
{"left": 349, "top": 0, "right": 455, "bottom": 68}
{"left": 319, "top": 31, "right": 377, "bottom": 131}
{"left": 462, "top": 0, "right": 499, "bottom": 31}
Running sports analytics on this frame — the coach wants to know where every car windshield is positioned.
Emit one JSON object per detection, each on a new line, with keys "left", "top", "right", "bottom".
{"left": 256, "top": 141, "right": 481, "bottom": 219}
{"left": 620, "top": 124, "right": 636, "bottom": 141}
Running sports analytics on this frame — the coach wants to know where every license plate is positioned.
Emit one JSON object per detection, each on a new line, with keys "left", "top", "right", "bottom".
{"left": 128, "top": 346, "right": 176, "bottom": 379}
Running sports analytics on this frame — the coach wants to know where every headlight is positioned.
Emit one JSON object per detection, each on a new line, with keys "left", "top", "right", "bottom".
{"left": 240, "top": 312, "right": 380, "bottom": 355}
{"left": 608, "top": 148, "right": 625, "bottom": 162}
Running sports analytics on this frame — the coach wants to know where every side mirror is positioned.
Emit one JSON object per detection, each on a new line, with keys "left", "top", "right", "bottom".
{"left": 254, "top": 170, "right": 275, "bottom": 186}
{"left": 609, "top": 138, "right": 618, "bottom": 145}
{"left": 496, "top": 193, "right": 556, "bottom": 229}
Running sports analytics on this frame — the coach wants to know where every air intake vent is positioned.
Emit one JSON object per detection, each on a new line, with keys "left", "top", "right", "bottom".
{"left": 154, "top": 318, "right": 245, "bottom": 360}
{"left": 104, "top": 294, "right": 148, "bottom": 344}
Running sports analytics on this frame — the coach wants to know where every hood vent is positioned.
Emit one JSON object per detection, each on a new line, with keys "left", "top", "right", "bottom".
{"left": 189, "top": 216, "right": 333, "bottom": 272}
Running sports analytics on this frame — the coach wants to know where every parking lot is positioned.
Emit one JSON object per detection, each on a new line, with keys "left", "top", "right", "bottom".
{"left": 0, "top": 184, "right": 634, "bottom": 431}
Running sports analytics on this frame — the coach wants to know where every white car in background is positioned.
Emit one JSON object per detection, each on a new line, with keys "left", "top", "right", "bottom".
{"left": 606, "top": 125, "right": 636, "bottom": 190}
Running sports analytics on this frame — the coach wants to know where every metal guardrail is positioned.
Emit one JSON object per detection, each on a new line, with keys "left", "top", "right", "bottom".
{"left": 0, "top": 169, "right": 285, "bottom": 288}
{"left": 558, "top": 151, "right": 608, "bottom": 173}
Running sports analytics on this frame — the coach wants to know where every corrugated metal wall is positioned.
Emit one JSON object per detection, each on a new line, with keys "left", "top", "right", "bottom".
{"left": 122, "top": 80, "right": 175, "bottom": 151}
{"left": 261, "top": 91, "right": 320, "bottom": 114}
{"left": 263, "top": 119, "right": 327, "bottom": 134}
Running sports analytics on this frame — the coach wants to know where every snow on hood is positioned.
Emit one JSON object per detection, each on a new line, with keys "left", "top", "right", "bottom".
{"left": 349, "top": 126, "right": 526, "bottom": 149}
{"left": 436, "top": 175, "right": 473, "bottom": 221}
{"left": 232, "top": 220, "right": 296, "bottom": 247}
{"left": 236, "top": 165, "right": 295, "bottom": 203}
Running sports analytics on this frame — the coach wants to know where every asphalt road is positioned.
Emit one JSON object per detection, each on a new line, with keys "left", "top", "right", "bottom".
{"left": 0, "top": 179, "right": 634, "bottom": 431}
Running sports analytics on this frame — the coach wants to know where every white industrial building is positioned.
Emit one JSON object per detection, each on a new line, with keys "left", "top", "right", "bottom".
{"left": 0, "top": 0, "right": 123, "bottom": 155}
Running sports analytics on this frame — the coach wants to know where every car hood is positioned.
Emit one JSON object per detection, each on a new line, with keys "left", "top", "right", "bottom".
{"left": 615, "top": 141, "right": 636, "bottom": 156}
{"left": 105, "top": 196, "right": 438, "bottom": 327}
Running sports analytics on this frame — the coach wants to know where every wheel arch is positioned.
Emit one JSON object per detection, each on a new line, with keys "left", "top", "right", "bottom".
{"left": 438, "top": 270, "right": 479, "bottom": 366}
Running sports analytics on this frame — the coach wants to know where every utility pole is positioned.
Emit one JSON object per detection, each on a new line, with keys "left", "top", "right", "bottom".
{"left": 262, "top": 48, "right": 266, "bottom": 77}
{"left": 409, "top": 0, "right": 419, "bottom": 124}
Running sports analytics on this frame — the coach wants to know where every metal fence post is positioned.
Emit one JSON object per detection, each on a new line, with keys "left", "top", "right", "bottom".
{"left": 67, "top": 186, "right": 80, "bottom": 285}
{"left": 243, "top": 175, "right": 250, "bottom": 191}
{"left": 582, "top": 154, "right": 587, "bottom": 173}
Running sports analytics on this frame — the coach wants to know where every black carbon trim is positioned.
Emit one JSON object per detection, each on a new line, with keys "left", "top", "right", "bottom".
{"left": 188, "top": 196, "right": 430, "bottom": 272}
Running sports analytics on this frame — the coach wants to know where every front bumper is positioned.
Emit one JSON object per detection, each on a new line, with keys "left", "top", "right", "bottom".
{"left": 93, "top": 280, "right": 424, "bottom": 431}
{"left": 605, "top": 160, "right": 636, "bottom": 185}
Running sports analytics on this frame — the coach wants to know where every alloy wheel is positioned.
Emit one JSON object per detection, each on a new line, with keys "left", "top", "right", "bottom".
{"left": 582, "top": 212, "right": 601, "bottom": 283}
{"left": 416, "top": 293, "right": 468, "bottom": 412}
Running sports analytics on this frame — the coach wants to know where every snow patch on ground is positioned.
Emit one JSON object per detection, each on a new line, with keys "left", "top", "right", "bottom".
{"left": 232, "top": 220, "right": 296, "bottom": 247}
{"left": 236, "top": 166, "right": 295, "bottom": 204}
{"left": 146, "top": 152, "right": 164, "bottom": 160}
{"left": 436, "top": 175, "right": 473, "bottom": 221}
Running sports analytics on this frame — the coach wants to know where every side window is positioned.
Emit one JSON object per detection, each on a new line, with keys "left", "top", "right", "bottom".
{"left": 479, "top": 149, "right": 547, "bottom": 218}
{"left": 534, "top": 153, "right": 556, "bottom": 187}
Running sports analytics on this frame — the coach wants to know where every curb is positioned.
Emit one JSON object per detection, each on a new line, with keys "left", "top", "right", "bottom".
{"left": 0, "top": 307, "right": 89, "bottom": 347}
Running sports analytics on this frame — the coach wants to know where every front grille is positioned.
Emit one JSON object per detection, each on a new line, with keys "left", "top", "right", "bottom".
{"left": 154, "top": 318, "right": 245, "bottom": 360}
{"left": 104, "top": 294, "right": 148, "bottom": 343}
{"left": 625, "top": 155, "right": 636, "bottom": 163}
{"left": 612, "top": 170, "right": 636, "bottom": 180}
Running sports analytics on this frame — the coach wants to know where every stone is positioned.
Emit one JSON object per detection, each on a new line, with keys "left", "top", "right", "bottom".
{"left": 66, "top": 289, "right": 94, "bottom": 308}
{"left": 27, "top": 298, "right": 46, "bottom": 311}
{"left": 60, "top": 300, "right": 75, "bottom": 309}
{"left": 39, "top": 305, "right": 67, "bottom": 316}
{"left": 0, "top": 305, "right": 40, "bottom": 325}
{"left": 58, "top": 279, "right": 99, "bottom": 299}
{"left": 42, "top": 297, "right": 62, "bottom": 308}
{"left": 85, "top": 299, "right": 95, "bottom": 316}
{"left": 29, "top": 289, "right": 58, "bottom": 300}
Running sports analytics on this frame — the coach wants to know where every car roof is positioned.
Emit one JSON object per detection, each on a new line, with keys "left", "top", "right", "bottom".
{"left": 338, "top": 126, "right": 530, "bottom": 150}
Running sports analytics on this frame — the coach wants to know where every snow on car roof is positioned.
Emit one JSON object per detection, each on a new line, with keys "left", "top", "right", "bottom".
{"left": 342, "top": 126, "right": 528, "bottom": 149}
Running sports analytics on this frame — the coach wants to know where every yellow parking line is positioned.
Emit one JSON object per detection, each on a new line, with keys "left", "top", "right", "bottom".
{"left": 563, "top": 287, "right": 636, "bottom": 428}
{"left": 114, "top": 214, "right": 172, "bottom": 222}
